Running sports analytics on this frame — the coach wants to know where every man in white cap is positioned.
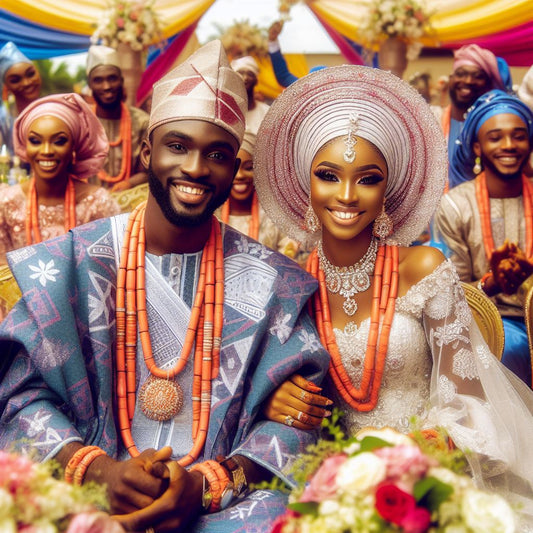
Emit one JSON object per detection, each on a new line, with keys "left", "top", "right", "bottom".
{"left": 230, "top": 55, "right": 270, "bottom": 135}
{"left": 0, "top": 40, "right": 329, "bottom": 532}
{"left": 86, "top": 44, "right": 149, "bottom": 191}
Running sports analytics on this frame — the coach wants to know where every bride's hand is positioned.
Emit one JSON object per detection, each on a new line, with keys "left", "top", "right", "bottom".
{"left": 262, "top": 374, "right": 333, "bottom": 430}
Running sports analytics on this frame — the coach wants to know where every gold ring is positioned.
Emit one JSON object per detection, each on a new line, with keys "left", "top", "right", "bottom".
{"left": 284, "top": 415, "right": 295, "bottom": 427}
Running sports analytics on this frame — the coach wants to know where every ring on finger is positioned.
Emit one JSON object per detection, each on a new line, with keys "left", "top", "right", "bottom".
{"left": 284, "top": 415, "right": 295, "bottom": 427}
{"left": 299, "top": 390, "right": 307, "bottom": 402}
{"left": 297, "top": 411, "right": 305, "bottom": 422}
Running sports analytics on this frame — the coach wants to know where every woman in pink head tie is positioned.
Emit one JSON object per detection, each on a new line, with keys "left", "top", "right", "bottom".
{"left": 0, "top": 93, "right": 120, "bottom": 266}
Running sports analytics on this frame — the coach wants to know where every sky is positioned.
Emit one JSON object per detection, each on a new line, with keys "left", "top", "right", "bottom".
{"left": 56, "top": 0, "right": 338, "bottom": 74}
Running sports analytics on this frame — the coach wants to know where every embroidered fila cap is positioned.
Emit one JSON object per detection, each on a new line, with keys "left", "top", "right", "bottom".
{"left": 86, "top": 45, "right": 121, "bottom": 76}
{"left": 148, "top": 40, "right": 247, "bottom": 144}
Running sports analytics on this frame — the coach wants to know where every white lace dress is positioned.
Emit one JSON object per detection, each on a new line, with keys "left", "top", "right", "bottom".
{"left": 332, "top": 260, "right": 533, "bottom": 530}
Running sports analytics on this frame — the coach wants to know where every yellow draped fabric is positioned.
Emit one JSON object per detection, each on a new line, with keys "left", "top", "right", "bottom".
{"left": 256, "top": 54, "right": 309, "bottom": 100}
{"left": 4, "top": 0, "right": 531, "bottom": 47}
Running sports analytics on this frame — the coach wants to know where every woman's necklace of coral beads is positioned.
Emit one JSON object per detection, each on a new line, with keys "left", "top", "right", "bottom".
{"left": 308, "top": 242, "right": 398, "bottom": 411}
{"left": 115, "top": 203, "right": 224, "bottom": 466}
{"left": 25, "top": 176, "right": 76, "bottom": 245}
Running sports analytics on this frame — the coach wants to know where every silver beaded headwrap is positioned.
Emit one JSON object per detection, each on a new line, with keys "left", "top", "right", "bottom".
{"left": 254, "top": 65, "right": 447, "bottom": 248}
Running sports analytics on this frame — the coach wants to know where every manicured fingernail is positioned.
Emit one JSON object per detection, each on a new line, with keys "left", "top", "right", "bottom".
{"left": 326, "top": 399, "right": 334, "bottom": 406}
{"left": 324, "top": 410, "right": 332, "bottom": 417}
{"left": 307, "top": 382, "right": 322, "bottom": 392}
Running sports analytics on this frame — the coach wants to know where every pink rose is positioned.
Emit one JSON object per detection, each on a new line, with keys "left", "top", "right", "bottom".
{"left": 375, "top": 483, "right": 416, "bottom": 526}
{"left": 271, "top": 509, "right": 300, "bottom": 533}
{"left": 375, "top": 445, "right": 435, "bottom": 491}
{"left": 116, "top": 17, "right": 125, "bottom": 29}
{"left": 67, "top": 512, "right": 126, "bottom": 533}
{"left": 400, "top": 506, "right": 432, "bottom": 533}
{"left": 300, "top": 454, "right": 347, "bottom": 502}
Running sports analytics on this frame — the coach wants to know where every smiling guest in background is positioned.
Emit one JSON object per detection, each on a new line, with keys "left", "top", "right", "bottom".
{"left": 0, "top": 41, "right": 42, "bottom": 156}
{"left": 86, "top": 45, "right": 149, "bottom": 191}
{"left": 435, "top": 90, "right": 533, "bottom": 386}
{"left": 0, "top": 93, "right": 119, "bottom": 268}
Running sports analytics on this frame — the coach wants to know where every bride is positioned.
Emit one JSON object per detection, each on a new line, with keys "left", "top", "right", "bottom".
{"left": 253, "top": 65, "right": 533, "bottom": 529}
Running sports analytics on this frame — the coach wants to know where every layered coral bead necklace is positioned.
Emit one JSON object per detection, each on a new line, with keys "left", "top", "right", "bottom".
{"left": 219, "top": 191, "right": 260, "bottom": 240}
{"left": 308, "top": 242, "right": 399, "bottom": 411}
{"left": 93, "top": 102, "right": 132, "bottom": 184}
{"left": 475, "top": 172, "right": 533, "bottom": 260}
{"left": 25, "top": 176, "right": 76, "bottom": 245}
{"left": 115, "top": 203, "right": 224, "bottom": 466}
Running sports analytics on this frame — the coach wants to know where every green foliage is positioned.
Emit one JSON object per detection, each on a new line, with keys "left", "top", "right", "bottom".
{"left": 35, "top": 59, "right": 78, "bottom": 96}
{"left": 414, "top": 476, "right": 454, "bottom": 512}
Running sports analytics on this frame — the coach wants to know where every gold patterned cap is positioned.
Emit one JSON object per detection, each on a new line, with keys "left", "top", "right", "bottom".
{"left": 86, "top": 45, "right": 121, "bottom": 76}
{"left": 148, "top": 40, "right": 247, "bottom": 144}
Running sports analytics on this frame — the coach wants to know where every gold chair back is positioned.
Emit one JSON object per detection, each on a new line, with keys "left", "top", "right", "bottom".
{"left": 461, "top": 282, "right": 504, "bottom": 360}
{"left": 0, "top": 264, "right": 21, "bottom": 321}
{"left": 110, "top": 183, "right": 149, "bottom": 213}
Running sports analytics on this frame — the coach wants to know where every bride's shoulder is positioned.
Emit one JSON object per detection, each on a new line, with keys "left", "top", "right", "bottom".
{"left": 398, "top": 245, "right": 447, "bottom": 288}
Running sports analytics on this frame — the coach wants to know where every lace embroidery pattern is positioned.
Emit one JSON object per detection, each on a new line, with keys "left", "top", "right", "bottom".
{"left": 452, "top": 347, "right": 478, "bottom": 380}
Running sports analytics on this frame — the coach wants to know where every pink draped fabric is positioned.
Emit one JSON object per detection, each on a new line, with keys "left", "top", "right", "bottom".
{"left": 135, "top": 22, "right": 198, "bottom": 107}
{"left": 443, "top": 21, "right": 533, "bottom": 67}
{"left": 308, "top": 6, "right": 365, "bottom": 66}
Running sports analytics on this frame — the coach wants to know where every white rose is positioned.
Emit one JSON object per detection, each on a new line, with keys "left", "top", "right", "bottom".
{"left": 462, "top": 489, "right": 515, "bottom": 533}
{"left": 336, "top": 452, "right": 386, "bottom": 493}
{"left": 356, "top": 427, "right": 414, "bottom": 447}
{"left": 0, "top": 519, "right": 16, "bottom": 533}
{"left": 319, "top": 499, "right": 340, "bottom": 515}
{"left": 428, "top": 467, "right": 474, "bottom": 490}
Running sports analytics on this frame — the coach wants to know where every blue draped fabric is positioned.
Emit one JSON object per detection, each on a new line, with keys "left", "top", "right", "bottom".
{"left": 0, "top": 9, "right": 90, "bottom": 59}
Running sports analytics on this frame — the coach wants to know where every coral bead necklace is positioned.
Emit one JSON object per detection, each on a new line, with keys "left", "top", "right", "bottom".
{"left": 475, "top": 172, "right": 533, "bottom": 260}
{"left": 25, "top": 176, "right": 76, "bottom": 245}
{"left": 220, "top": 190, "right": 260, "bottom": 240}
{"left": 307, "top": 243, "right": 399, "bottom": 411}
{"left": 115, "top": 202, "right": 224, "bottom": 466}
{"left": 93, "top": 102, "right": 132, "bottom": 184}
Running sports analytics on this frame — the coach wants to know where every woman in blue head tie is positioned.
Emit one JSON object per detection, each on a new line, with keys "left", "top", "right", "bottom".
{"left": 436, "top": 89, "right": 533, "bottom": 387}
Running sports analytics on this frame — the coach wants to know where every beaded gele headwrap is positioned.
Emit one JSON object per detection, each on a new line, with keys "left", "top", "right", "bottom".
{"left": 344, "top": 112, "right": 359, "bottom": 163}
{"left": 254, "top": 65, "right": 447, "bottom": 249}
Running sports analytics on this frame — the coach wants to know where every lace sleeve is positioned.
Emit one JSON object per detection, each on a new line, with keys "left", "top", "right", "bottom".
{"left": 423, "top": 261, "right": 533, "bottom": 524}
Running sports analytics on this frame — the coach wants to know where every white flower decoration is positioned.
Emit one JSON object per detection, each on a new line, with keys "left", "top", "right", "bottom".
{"left": 28, "top": 259, "right": 60, "bottom": 287}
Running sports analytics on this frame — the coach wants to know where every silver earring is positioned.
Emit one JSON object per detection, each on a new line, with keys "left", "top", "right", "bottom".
{"left": 473, "top": 156, "right": 482, "bottom": 175}
{"left": 304, "top": 204, "right": 320, "bottom": 233}
{"left": 372, "top": 208, "right": 393, "bottom": 239}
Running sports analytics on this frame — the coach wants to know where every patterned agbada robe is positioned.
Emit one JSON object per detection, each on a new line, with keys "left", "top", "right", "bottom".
{"left": 0, "top": 214, "right": 329, "bottom": 532}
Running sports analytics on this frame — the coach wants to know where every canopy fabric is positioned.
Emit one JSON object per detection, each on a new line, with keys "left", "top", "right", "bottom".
{"left": 2, "top": 0, "right": 531, "bottom": 65}
{"left": 1, "top": 0, "right": 531, "bottom": 105}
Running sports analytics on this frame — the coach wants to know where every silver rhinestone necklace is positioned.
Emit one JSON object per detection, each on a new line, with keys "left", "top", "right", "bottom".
{"left": 317, "top": 237, "right": 378, "bottom": 316}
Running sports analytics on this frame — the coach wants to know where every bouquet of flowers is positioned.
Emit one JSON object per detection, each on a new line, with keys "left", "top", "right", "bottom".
{"left": 92, "top": 0, "right": 162, "bottom": 51}
{"left": 272, "top": 425, "right": 516, "bottom": 533}
{"left": 358, "top": 0, "right": 434, "bottom": 60}
{"left": 0, "top": 450, "right": 123, "bottom": 532}
{"left": 218, "top": 20, "right": 268, "bottom": 59}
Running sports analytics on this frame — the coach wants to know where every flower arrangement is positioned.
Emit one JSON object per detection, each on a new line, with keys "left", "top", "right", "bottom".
{"left": 217, "top": 20, "right": 268, "bottom": 60}
{"left": 358, "top": 0, "right": 434, "bottom": 60}
{"left": 92, "top": 0, "right": 162, "bottom": 51}
{"left": 272, "top": 423, "right": 516, "bottom": 533}
{"left": 278, "top": 0, "right": 302, "bottom": 19}
{"left": 0, "top": 450, "right": 123, "bottom": 532}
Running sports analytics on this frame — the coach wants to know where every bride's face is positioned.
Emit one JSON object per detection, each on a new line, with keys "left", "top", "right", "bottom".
{"left": 310, "top": 136, "right": 388, "bottom": 242}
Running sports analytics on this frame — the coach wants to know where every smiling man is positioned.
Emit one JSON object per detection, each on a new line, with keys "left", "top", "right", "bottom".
{"left": 86, "top": 45, "right": 149, "bottom": 191}
{"left": 436, "top": 44, "right": 513, "bottom": 189}
{"left": 0, "top": 40, "right": 329, "bottom": 532}
{"left": 435, "top": 90, "right": 533, "bottom": 387}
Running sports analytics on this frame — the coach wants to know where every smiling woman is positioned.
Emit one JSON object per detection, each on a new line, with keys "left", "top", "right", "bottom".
{"left": 0, "top": 93, "right": 120, "bottom": 271}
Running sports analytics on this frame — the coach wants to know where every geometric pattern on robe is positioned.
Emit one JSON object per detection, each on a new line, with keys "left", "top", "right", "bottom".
{"left": 0, "top": 215, "right": 330, "bottom": 531}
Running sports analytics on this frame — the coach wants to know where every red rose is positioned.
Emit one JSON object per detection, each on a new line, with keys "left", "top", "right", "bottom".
{"left": 400, "top": 507, "right": 431, "bottom": 533}
{"left": 375, "top": 483, "right": 416, "bottom": 525}
{"left": 271, "top": 509, "right": 300, "bottom": 533}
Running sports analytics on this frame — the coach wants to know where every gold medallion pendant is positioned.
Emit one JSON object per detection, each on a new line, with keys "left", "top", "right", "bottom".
{"left": 139, "top": 376, "right": 184, "bottom": 421}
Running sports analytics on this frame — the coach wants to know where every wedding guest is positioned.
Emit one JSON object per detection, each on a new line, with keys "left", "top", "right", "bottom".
{"left": 0, "top": 93, "right": 119, "bottom": 267}
{"left": 435, "top": 90, "right": 533, "bottom": 386}
{"left": 217, "top": 129, "right": 300, "bottom": 259}
{"left": 86, "top": 45, "right": 149, "bottom": 191}
{"left": 254, "top": 65, "right": 533, "bottom": 528}
{"left": 0, "top": 41, "right": 42, "bottom": 156}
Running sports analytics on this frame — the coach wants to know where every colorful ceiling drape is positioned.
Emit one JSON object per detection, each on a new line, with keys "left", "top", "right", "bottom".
{"left": 1, "top": 0, "right": 531, "bottom": 102}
